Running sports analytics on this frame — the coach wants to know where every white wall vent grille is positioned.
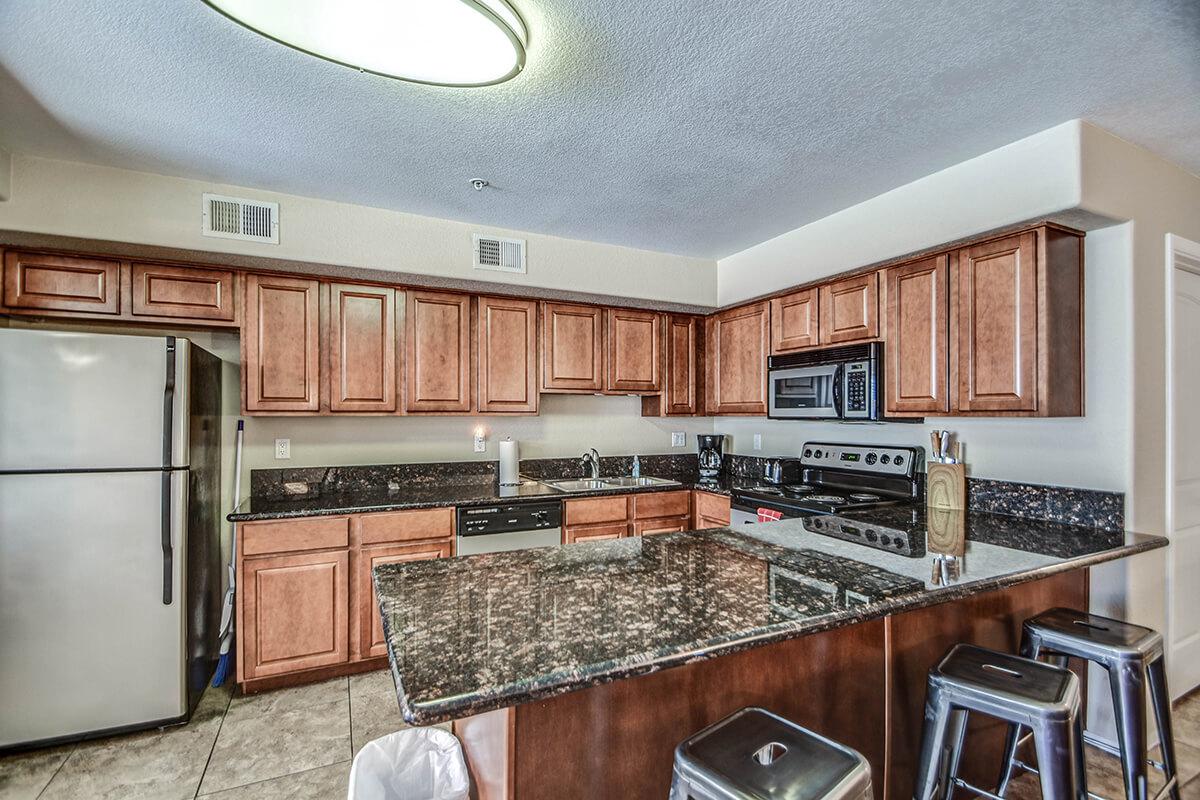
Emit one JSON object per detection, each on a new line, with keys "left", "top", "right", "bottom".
{"left": 202, "top": 193, "right": 279, "bottom": 244}
{"left": 473, "top": 234, "right": 526, "bottom": 274}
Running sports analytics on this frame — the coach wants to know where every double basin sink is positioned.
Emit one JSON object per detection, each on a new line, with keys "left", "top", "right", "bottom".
{"left": 539, "top": 476, "right": 680, "bottom": 493}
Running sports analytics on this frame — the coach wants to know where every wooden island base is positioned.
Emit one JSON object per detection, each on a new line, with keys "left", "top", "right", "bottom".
{"left": 453, "top": 569, "right": 1088, "bottom": 800}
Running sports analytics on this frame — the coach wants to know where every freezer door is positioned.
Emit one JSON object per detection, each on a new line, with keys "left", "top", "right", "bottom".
{"left": 0, "top": 470, "right": 188, "bottom": 747}
{"left": 0, "top": 329, "right": 191, "bottom": 471}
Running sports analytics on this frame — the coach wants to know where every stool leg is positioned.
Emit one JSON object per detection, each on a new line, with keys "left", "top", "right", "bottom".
{"left": 1146, "top": 655, "right": 1181, "bottom": 800}
{"left": 1032, "top": 714, "right": 1082, "bottom": 800}
{"left": 914, "top": 687, "right": 954, "bottom": 800}
{"left": 939, "top": 709, "right": 969, "bottom": 800}
{"left": 668, "top": 770, "right": 693, "bottom": 800}
{"left": 997, "top": 633, "right": 1042, "bottom": 796}
{"left": 1110, "top": 660, "right": 1150, "bottom": 800}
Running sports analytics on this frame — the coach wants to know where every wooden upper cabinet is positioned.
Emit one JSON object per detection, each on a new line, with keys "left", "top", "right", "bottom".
{"left": 606, "top": 308, "right": 662, "bottom": 393}
{"left": 478, "top": 296, "right": 538, "bottom": 414}
{"left": 885, "top": 256, "right": 950, "bottom": 415}
{"left": 663, "top": 315, "right": 699, "bottom": 415}
{"left": 131, "top": 262, "right": 236, "bottom": 322}
{"left": 244, "top": 274, "right": 320, "bottom": 413}
{"left": 770, "top": 288, "right": 820, "bottom": 352}
{"left": 239, "top": 549, "right": 349, "bottom": 680}
{"left": 819, "top": 272, "right": 879, "bottom": 344}
{"left": 541, "top": 302, "right": 604, "bottom": 392}
{"left": 952, "top": 232, "right": 1038, "bottom": 413}
{"left": 328, "top": 283, "right": 397, "bottom": 413}
{"left": 405, "top": 290, "right": 471, "bottom": 413}
{"left": 706, "top": 302, "right": 769, "bottom": 415}
{"left": 3, "top": 251, "right": 121, "bottom": 314}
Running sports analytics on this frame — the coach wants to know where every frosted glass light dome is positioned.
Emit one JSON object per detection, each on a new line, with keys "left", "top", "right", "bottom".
{"left": 205, "top": 0, "right": 527, "bottom": 87}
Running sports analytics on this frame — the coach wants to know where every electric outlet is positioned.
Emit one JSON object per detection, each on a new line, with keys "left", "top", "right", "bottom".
{"left": 753, "top": 434, "right": 762, "bottom": 451}
{"left": 274, "top": 438, "right": 291, "bottom": 460}
{"left": 473, "top": 430, "right": 486, "bottom": 453}
{"left": 671, "top": 432, "right": 686, "bottom": 447}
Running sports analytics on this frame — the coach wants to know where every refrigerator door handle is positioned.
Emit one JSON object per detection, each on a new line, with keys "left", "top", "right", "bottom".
{"left": 161, "top": 338, "right": 176, "bottom": 605}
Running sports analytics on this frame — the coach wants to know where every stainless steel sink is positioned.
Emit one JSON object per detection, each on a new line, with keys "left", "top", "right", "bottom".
{"left": 601, "top": 476, "right": 680, "bottom": 488}
{"left": 541, "top": 478, "right": 612, "bottom": 492}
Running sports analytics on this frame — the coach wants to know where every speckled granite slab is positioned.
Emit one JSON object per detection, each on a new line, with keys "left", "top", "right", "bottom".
{"left": 375, "top": 512, "right": 1164, "bottom": 724}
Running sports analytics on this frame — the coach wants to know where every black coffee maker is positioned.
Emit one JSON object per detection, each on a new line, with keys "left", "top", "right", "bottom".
{"left": 697, "top": 434, "right": 725, "bottom": 482}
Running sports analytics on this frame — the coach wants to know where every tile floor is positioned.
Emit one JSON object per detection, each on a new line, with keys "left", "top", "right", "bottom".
{"left": 1, "top": 674, "right": 1196, "bottom": 799}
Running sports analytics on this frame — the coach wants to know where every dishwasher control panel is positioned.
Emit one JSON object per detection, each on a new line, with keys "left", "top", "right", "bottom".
{"left": 457, "top": 501, "right": 563, "bottom": 537}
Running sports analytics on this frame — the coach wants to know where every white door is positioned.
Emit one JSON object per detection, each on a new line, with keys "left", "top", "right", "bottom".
{"left": 1169, "top": 248, "right": 1200, "bottom": 697}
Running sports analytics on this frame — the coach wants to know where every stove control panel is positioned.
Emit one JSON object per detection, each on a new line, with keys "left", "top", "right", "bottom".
{"left": 800, "top": 443, "right": 921, "bottom": 477}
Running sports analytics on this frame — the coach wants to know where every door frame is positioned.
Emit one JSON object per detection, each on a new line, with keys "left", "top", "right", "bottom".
{"left": 1164, "top": 232, "right": 1200, "bottom": 699}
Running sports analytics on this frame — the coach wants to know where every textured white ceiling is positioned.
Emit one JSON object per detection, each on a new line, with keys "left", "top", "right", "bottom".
{"left": 1, "top": 0, "right": 1197, "bottom": 259}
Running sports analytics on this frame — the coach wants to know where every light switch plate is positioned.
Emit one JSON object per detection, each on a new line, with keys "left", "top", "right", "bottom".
{"left": 753, "top": 434, "right": 762, "bottom": 451}
{"left": 274, "top": 438, "right": 291, "bottom": 460}
{"left": 671, "top": 432, "right": 686, "bottom": 447}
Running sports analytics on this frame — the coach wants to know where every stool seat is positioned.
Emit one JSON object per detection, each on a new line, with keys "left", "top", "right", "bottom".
{"left": 670, "top": 707, "right": 872, "bottom": 800}
{"left": 934, "top": 643, "right": 1080, "bottom": 720}
{"left": 1024, "top": 607, "right": 1162, "bottom": 660}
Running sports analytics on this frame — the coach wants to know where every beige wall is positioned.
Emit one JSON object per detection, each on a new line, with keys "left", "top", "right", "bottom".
{"left": 0, "top": 154, "right": 717, "bottom": 306}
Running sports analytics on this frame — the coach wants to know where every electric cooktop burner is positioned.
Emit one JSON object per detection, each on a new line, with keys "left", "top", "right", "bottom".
{"left": 849, "top": 493, "right": 881, "bottom": 501}
{"left": 783, "top": 484, "right": 816, "bottom": 496}
{"left": 805, "top": 494, "right": 848, "bottom": 504}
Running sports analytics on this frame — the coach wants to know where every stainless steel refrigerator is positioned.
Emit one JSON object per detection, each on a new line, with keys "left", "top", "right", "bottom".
{"left": 0, "top": 328, "right": 222, "bottom": 750}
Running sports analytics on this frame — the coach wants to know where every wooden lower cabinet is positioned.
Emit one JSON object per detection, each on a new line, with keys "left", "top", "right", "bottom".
{"left": 632, "top": 517, "right": 689, "bottom": 536}
{"left": 239, "top": 549, "right": 350, "bottom": 680}
{"left": 237, "top": 508, "right": 453, "bottom": 689}
{"left": 564, "top": 491, "right": 719, "bottom": 542}
{"left": 563, "top": 522, "right": 628, "bottom": 543}
{"left": 356, "top": 540, "right": 451, "bottom": 659}
{"left": 692, "top": 491, "right": 731, "bottom": 529}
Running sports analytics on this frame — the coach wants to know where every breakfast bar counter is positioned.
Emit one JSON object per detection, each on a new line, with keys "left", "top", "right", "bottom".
{"left": 374, "top": 511, "right": 1164, "bottom": 800}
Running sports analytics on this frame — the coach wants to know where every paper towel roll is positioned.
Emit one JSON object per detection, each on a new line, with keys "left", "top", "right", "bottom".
{"left": 499, "top": 438, "right": 520, "bottom": 486}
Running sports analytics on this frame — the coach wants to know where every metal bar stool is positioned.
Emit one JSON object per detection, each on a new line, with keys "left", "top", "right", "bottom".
{"left": 670, "top": 707, "right": 872, "bottom": 800}
{"left": 996, "top": 608, "right": 1179, "bottom": 800}
{"left": 914, "top": 644, "right": 1086, "bottom": 800}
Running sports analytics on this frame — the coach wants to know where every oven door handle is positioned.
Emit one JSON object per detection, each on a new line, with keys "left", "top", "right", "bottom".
{"left": 832, "top": 364, "right": 844, "bottom": 418}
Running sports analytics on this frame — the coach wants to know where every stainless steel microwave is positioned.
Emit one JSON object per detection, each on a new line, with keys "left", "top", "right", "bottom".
{"left": 767, "top": 342, "right": 883, "bottom": 420}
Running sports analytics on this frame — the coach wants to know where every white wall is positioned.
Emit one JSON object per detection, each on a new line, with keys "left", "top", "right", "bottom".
{"left": 0, "top": 154, "right": 717, "bottom": 306}
{"left": 716, "top": 121, "right": 1084, "bottom": 306}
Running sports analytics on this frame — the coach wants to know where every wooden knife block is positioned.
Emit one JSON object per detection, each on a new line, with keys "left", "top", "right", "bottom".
{"left": 926, "top": 463, "right": 966, "bottom": 511}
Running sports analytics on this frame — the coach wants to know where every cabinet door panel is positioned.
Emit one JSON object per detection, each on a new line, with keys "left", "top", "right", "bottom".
{"left": 953, "top": 233, "right": 1037, "bottom": 412}
{"left": 819, "top": 273, "right": 879, "bottom": 344}
{"left": 565, "top": 496, "right": 629, "bottom": 526}
{"left": 606, "top": 309, "right": 662, "bottom": 393}
{"left": 541, "top": 302, "right": 604, "bottom": 392}
{"left": 357, "top": 541, "right": 450, "bottom": 659}
{"left": 664, "top": 316, "right": 699, "bottom": 415}
{"left": 478, "top": 296, "right": 538, "bottom": 413}
{"left": 405, "top": 290, "right": 471, "bottom": 412}
{"left": 633, "top": 517, "right": 690, "bottom": 536}
{"left": 770, "top": 288, "right": 820, "bottom": 352}
{"left": 3, "top": 251, "right": 120, "bottom": 314}
{"left": 692, "top": 491, "right": 731, "bottom": 527}
{"left": 633, "top": 490, "right": 691, "bottom": 519}
{"left": 885, "top": 256, "right": 949, "bottom": 415}
{"left": 358, "top": 507, "right": 455, "bottom": 545}
{"left": 329, "top": 284, "right": 397, "bottom": 412}
{"left": 131, "top": 263, "right": 236, "bottom": 321}
{"left": 705, "top": 303, "right": 768, "bottom": 415}
{"left": 244, "top": 274, "right": 320, "bottom": 412}
{"left": 563, "top": 523, "right": 628, "bottom": 543}
{"left": 241, "top": 550, "right": 349, "bottom": 679}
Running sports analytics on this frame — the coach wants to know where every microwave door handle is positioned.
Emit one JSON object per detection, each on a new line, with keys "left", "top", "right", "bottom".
{"left": 832, "top": 365, "right": 844, "bottom": 418}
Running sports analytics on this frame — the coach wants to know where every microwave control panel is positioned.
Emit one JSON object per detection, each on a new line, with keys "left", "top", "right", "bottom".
{"left": 842, "top": 361, "right": 872, "bottom": 418}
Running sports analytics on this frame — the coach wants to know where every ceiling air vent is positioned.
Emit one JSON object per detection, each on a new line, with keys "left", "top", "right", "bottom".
{"left": 202, "top": 193, "right": 279, "bottom": 244}
{"left": 473, "top": 234, "right": 526, "bottom": 274}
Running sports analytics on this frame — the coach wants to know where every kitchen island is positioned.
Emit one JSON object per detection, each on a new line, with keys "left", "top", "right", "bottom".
{"left": 375, "top": 509, "right": 1163, "bottom": 800}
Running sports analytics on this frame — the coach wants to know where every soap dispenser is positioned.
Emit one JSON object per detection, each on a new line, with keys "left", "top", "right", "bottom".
{"left": 632, "top": 455, "right": 640, "bottom": 478}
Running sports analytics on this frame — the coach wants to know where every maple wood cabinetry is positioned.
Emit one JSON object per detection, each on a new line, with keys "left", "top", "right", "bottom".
{"left": 692, "top": 491, "right": 731, "bottom": 529}
{"left": 236, "top": 508, "right": 454, "bottom": 689}
{"left": 477, "top": 296, "right": 538, "bottom": 414}
{"left": 770, "top": 288, "right": 820, "bottom": 352}
{"left": 642, "top": 315, "right": 701, "bottom": 417}
{"left": 541, "top": 301, "right": 605, "bottom": 392}
{"left": 631, "top": 490, "right": 690, "bottom": 535}
{"left": 606, "top": 308, "right": 662, "bottom": 393}
{"left": 406, "top": 290, "right": 472, "bottom": 413}
{"left": 820, "top": 272, "right": 879, "bottom": 344}
{"left": 243, "top": 274, "right": 321, "bottom": 413}
{"left": 3, "top": 251, "right": 122, "bottom": 315}
{"left": 328, "top": 283, "right": 398, "bottom": 413}
{"left": 884, "top": 227, "right": 1082, "bottom": 417}
{"left": 885, "top": 256, "right": 950, "bottom": 415}
{"left": 563, "top": 490, "right": 715, "bottom": 543}
{"left": 131, "top": 263, "right": 237, "bottom": 322}
{"left": 705, "top": 302, "right": 769, "bottom": 415}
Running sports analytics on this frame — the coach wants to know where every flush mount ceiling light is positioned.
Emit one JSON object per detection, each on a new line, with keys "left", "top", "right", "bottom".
{"left": 204, "top": 0, "right": 527, "bottom": 87}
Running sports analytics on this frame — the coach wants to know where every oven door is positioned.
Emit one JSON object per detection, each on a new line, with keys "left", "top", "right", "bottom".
{"left": 768, "top": 364, "right": 841, "bottom": 419}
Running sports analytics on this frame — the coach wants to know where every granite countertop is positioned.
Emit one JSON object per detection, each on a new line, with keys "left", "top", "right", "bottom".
{"left": 227, "top": 476, "right": 734, "bottom": 522}
{"left": 374, "top": 509, "right": 1165, "bottom": 725}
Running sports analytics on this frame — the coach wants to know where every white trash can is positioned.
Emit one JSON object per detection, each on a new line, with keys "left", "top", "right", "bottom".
{"left": 348, "top": 728, "right": 470, "bottom": 800}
